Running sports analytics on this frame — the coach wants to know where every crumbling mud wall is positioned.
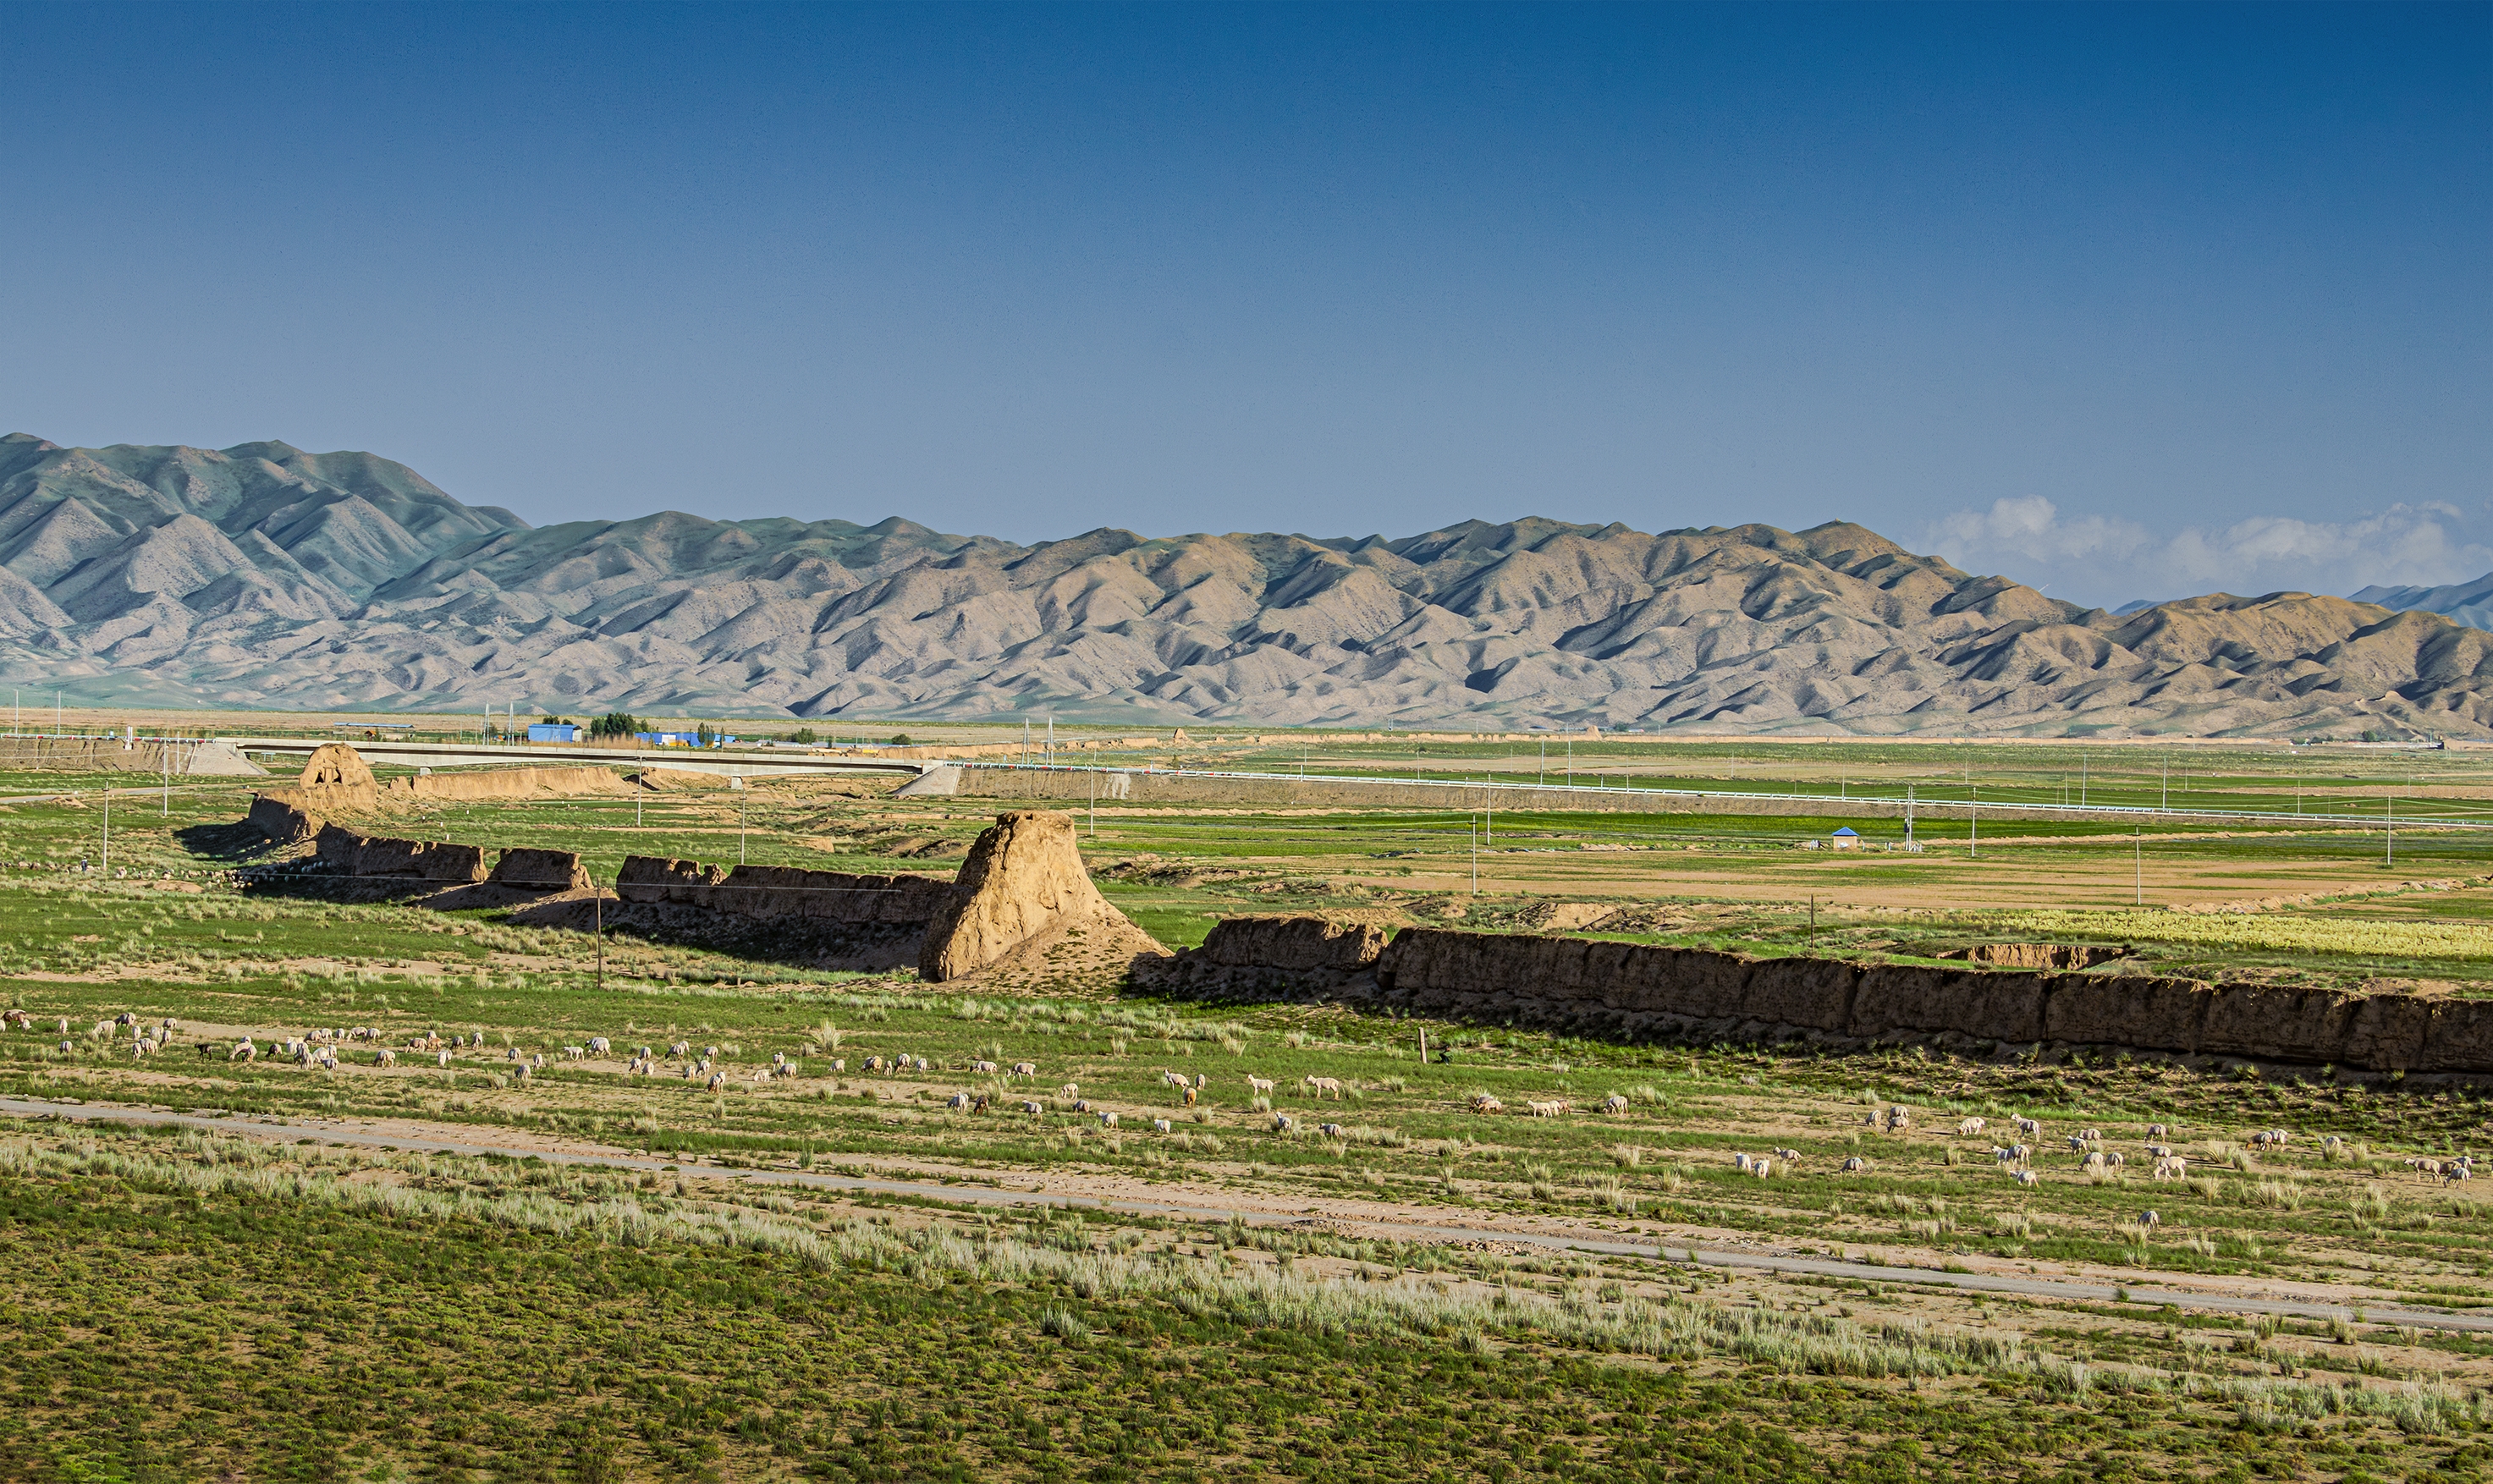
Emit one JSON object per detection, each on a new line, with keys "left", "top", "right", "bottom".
{"left": 1142, "top": 915, "right": 1391, "bottom": 1000}
{"left": 309, "top": 824, "right": 488, "bottom": 882}
{"left": 617, "top": 857, "right": 954, "bottom": 921}
{"left": 488, "top": 849, "right": 590, "bottom": 893}
{"left": 1152, "top": 917, "right": 2493, "bottom": 1074}
{"left": 919, "top": 811, "right": 1164, "bottom": 983}
{"left": 384, "top": 766, "right": 632, "bottom": 801}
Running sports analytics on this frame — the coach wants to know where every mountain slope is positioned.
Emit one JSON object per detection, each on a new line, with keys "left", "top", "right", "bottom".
{"left": 0, "top": 433, "right": 2479, "bottom": 738}
{"left": 2354, "top": 573, "right": 2493, "bottom": 632}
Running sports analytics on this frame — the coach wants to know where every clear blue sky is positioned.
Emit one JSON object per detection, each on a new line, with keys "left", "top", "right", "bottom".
{"left": 2, "top": 2, "right": 2485, "bottom": 605}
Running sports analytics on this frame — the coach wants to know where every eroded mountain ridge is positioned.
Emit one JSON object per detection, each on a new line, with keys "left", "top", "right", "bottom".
{"left": 1, "top": 433, "right": 2483, "bottom": 737}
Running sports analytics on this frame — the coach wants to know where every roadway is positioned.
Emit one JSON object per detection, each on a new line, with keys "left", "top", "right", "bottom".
{"left": 227, "top": 736, "right": 932, "bottom": 780}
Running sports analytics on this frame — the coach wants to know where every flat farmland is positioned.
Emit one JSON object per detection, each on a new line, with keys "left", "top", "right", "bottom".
{"left": 3, "top": 724, "right": 2491, "bottom": 1480}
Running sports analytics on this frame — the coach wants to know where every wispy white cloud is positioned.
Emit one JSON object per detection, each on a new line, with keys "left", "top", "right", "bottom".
{"left": 1917, "top": 497, "right": 2493, "bottom": 608}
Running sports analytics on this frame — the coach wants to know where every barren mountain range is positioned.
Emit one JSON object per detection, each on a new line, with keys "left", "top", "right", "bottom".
{"left": 2, "top": 433, "right": 2487, "bottom": 739}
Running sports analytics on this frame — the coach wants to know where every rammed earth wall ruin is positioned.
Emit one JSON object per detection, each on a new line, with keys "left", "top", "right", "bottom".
{"left": 1154, "top": 917, "right": 2493, "bottom": 1074}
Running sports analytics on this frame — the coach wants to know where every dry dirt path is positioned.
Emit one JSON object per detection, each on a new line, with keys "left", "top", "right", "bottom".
{"left": 11, "top": 1094, "right": 2491, "bottom": 1334}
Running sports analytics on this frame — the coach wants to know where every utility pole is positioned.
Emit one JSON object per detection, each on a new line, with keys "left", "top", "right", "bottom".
{"left": 1968, "top": 772, "right": 1978, "bottom": 857}
{"left": 1808, "top": 894, "right": 1816, "bottom": 952}
{"left": 1471, "top": 812, "right": 1479, "bottom": 896}
{"left": 1905, "top": 783, "right": 1915, "bottom": 849}
{"left": 1538, "top": 738, "right": 1545, "bottom": 787}
{"left": 101, "top": 787, "right": 108, "bottom": 874}
{"left": 1088, "top": 769, "right": 1096, "bottom": 838}
{"left": 2386, "top": 794, "right": 2396, "bottom": 868}
{"left": 2080, "top": 757, "right": 2086, "bottom": 808}
{"left": 739, "top": 791, "right": 746, "bottom": 865}
{"left": 2161, "top": 755, "right": 2169, "bottom": 813}
{"left": 2135, "top": 825, "right": 2143, "bottom": 905}
{"left": 161, "top": 744, "right": 168, "bottom": 816}
{"left": 595, "top": 882, "right": 605, "bottom": 990}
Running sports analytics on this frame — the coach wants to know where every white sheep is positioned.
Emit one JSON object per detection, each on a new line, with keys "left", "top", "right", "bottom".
{"left": 948, "top": 1091, "right": 971, "bottom": 1110}
{"left": 2013, "top": 1169, "right": 2039, "bottom": 1188}
{"left": 588, "top": 1036, "right": 611, "bottom": 1056}
{"left": 1304, "top": 1076, "right": 1344, "bottom": 1101}
{"left": 1019, "top": 1099, "right": 1043, "bottom": 1115}
{"left": 1470, "top": 1093, "right": 1504, "bottom": 1114}
{"left": 1272, "top": 1113, "right": 1295, "bottom": 1132}
{"left": 374, "top": 1048, "right": 396, "bottom": 1067}
{"left": 2146, "top": 1122, "right": 2170, "bottom": 1138}
{"left": 1247, "top": 1075, "right": 1276, "bottom": 1097}
{"left": 1525, "top": 1099, "right": 1568, "bottom": 1118}
{"left": 705, "top": 1072, "right": 724, "bottom": 1092}
{"left": 1601, "top": 1093, "right": 1630, "bottom": 1114}
{"left": 1840, "top": 1156, "right": 1868, "bottom": 1173}
{"left": 1011, "top": 1062, "right": 1038, "bottom": 1078}
{"left": 1098, "top": 1112, "right": 1119, "bottom": 1129}
{"left": 230, "top": 1038, "right": 256, "bottom": 1063}
{"left": 1957, "top": 1117, "right": 1986, "bottom": 1136}
{"left": 2138, "top": 1210, "right": 2160, "bottom": 1228}
{"left": 1151, "top": 1118, "right": 1172, "bottom": 1133}
{"left": 2014, "top": 1117, "right": 2040, "bottom": 1138}
{"left": 1059, "top": 1082, "right": 1080, "bottom": 1100}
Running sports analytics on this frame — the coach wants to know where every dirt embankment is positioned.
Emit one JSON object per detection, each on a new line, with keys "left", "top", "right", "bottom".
{"left": 1149, "top": 915, "right": 2493, "bottom": 1074}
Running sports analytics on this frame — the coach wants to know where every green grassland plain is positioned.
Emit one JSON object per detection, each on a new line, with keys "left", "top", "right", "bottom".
{"left": 3, "top": 719, "right": 2493, "bottom": 1481}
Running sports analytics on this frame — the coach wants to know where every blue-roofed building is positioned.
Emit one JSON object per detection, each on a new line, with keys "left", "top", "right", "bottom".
{"left": 527, "top": 723, "right": 579, "bottom": 743}
{"left": 1830, "top": 827, "right": 1860, "bottom": 851}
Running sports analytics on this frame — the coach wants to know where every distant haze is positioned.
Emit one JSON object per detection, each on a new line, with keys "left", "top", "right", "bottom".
{"left": 0, "top": 5, "right": 2485, "bottom": 608}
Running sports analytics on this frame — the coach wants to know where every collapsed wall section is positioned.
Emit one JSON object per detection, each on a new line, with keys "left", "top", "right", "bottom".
{"left": 1154, "top": 916, "right": 2493, "bottom": 1074}
{"left": 616, "top": 856, "right": 954, "bottom": 921}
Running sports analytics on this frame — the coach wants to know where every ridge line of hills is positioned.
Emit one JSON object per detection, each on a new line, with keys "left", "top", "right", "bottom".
{"left": 0, "top": 432, "right": 2485, "bottom": 739}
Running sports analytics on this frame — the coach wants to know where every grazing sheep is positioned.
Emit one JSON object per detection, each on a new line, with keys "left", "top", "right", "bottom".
{"left": 670, "top": 1041, "right": 691, "bottom": 1059}
{"left": 2144, "top": 1143, "right": 2174, "bottom": 1159}
{"left": 1011, "top": 1062, "right": 1038, "bottom": 1078}
{"left": 753, "top": 1068, "right": 774, "bottom": 1085}
{"left": 1601, "top": 1094, "right": 1630, "bottom": 1114}
{"left": 1247, "top": 1075, "right": 1276, "bottom": 1097}
{"left": 2138, "top": 1210, "right": 2160, "bottom": 1228}
{"left": 2014, "top": 1117, "right": 2041, "bottom": 1138}
{"left": 1151, "top": 1118, "right": 1172, "bottom": 1134}
{"left": 973, "top": 1060, "right": 998, "bottom": 1075}
{"left": 2066, "top": 1135, "right": 2089, "bottom": 1152}
{"left": 1884, "top": 1106, "right": 1910, "bottom": 1132}
{"left": 1751, "top": 1159, "right": 1773, "bottom": 1179}
{"left": 1272, "top": 1113, "right": 1295, "bottom": 1132}
{"left": 58, "top": 1039, "right": 71, "bottom": 1053}
{"left": 588, "top": 1036, "right": 611, "bottom": 1056}
{"left": 1098, "top": 1112, "right": 1119, "bottom": 1129}
{"left": 1019, "top": 1099, "right": 1043, "bottom": 1115}
{"left": 1318, "top": 1123, "right": 1344, "bottom": 1139}
{"left": 1059, "top": 1083, "right": 1080, "bottom": 1100}
{"left": 1990, "top": 1146, "right": 2016, "bottom": 1164}
{"left": 438, "top": 1052, "right": 452, "bottom": 1068}
{"left": 1181, "top": 1086, "right": 1197, "bottom": 1107}
{"left": 2146, "top": 1123, "right": 2170, "bottom": 1138}
{"left": 1772, "top": 1146, "right": 1800, "bottom": 1162}
{"left": 2153, "top": 1156, "right": 2188, "bottom": 1179}
{"left": 1734, "top": 1152, "right": 1755, "bottom": 1172}
{"left": 2010, "top": 1143, "right": 2033, "bottom": 1163}
{"left": 1303, "top": 1076, "right": 1344, "bottom": 1101}
{"left": 948, "top": 1091, "right": 971, "bottom": 1110}
{"left": 2104, "top": 1151, "right": 2126, "bottom": 1168}
{"left": 55, "top": 1017, "right": 69, "bottom": 1035}
{"left": 515, "top": 1064, "right": 532, "bottom": 1083}
{"left": 374, "top": 1048, "right": 396, "bottom": 1068}
{"left": 971, "top": 1095, "right": 991, "bottom": 1114}
{"left": 2078, "top": 1128, "right": 2104, "bottom": 1143}
{"left": 1957, "top": 1118, "right": 1986, "bottom": 1136}
{"left": 2450, "top": 1164, "right": 2474, "bottom": 1186}
{"left": 2080, "top": 1151, "right": 2106, "bottom": 1173}
{"left": 563, "top": 1046, "right": 586, "bottom": 1061}
{"left": 1470, "top": 1094, "right": 1504, "bottom": 1114}
{"left": 1526, "top": 1099, "right": 1568, "bottom": 1118}
{"left": 1840, "top": 1156, "right": 1868, "bottom": 1173}
{"left": 230, "top": 1038, "right": 256, "bottom": 1063}
{"left": 829, "top": 1058, "right": 845, "bottom": 1073}
{"left": 1071, "top": 1100, "right": 1090, "bottom": 1114}
{"left": 115, "top": 1011, "right": 136, "bottom": 1028}
{"left": 2013, "top": 1170, "right": 2039, "bottom": 1189}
